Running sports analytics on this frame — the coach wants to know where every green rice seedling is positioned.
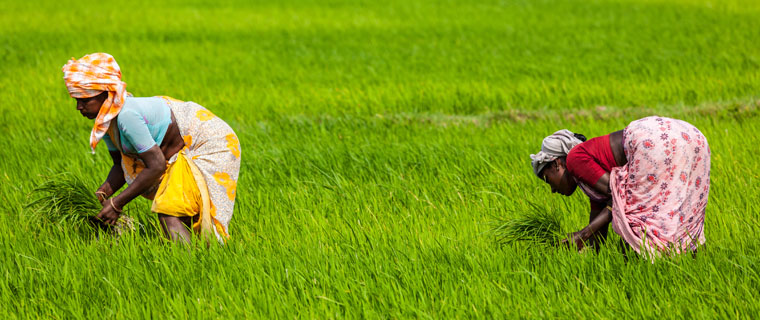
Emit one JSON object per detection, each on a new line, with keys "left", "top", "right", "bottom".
{"left": 492, "top": 202, "right": 564, "bottom": 246}
{"left": 26, "top": 173, "right": 133, "bottom": 236}
{"left": 27, "top": 173, "right": 101, "bottom": 224}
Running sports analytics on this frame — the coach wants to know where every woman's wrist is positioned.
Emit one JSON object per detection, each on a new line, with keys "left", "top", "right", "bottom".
{"left": 111, "top": 196, "right": 126, "bottom": 211}
{"left": 582, "top": 208, "right": 613, "bottom": 240}
{"left": 109, "top": 198, "right": 123, "bottom": 214}
{"left": 97, "top": 184, "right": 115, "bottom": 197}
{"left": 579, "top": 227, "right": 594, "bottom": 241}
{"left": 95, "top": 190, "right": 108, "bottom": 202}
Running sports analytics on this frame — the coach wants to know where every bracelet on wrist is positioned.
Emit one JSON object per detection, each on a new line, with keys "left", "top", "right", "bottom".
{"left": 110, "top": 198, "right": 123, "bottom": 213}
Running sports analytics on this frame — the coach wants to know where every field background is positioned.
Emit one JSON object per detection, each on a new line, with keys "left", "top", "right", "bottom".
{"left": 2, "top": 0, "right": 760, "bottom": 317}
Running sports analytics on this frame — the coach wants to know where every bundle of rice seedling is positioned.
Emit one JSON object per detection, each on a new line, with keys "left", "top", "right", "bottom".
{"left": 26, "top": 173, "right": 134, "bottom": 235}
{"left": 492, "top": 202, "right": 564, "bottom": 246}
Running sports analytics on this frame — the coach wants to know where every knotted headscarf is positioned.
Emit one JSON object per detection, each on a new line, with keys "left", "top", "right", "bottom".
{"left": 62, "top": 53, "right": 128, "bottom": 153}
{"left": 530, "top": 129, "right": 584, "bottom": 178}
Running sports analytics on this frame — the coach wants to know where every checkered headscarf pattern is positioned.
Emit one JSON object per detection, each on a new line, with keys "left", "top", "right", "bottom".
{"left": 62, "top": 53, "right": 129, "bottom": 152}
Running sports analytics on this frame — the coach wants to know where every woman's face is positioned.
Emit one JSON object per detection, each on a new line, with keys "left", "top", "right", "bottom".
{"left": 75, "top": 91, "right": 108, "bottom": 119}
{"left": 541, "top": 159, "right": 578, "bottom": 196}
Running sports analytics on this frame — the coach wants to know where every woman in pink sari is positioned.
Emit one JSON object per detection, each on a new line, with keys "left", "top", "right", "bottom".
{"left": 530, "top": 116, "right": 710, "bottom": 256}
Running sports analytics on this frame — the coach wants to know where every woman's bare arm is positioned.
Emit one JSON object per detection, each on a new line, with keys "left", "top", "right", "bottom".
{"left": 95, "top": 146, "right": 166, "bottom": 225}
{"left": 561, "top": 206, "right": 613, "bottom": 250}
{"left": 96, "top": 150, "right": 126, "bottom": 201}
{"left": 112, "top": 146, "right": 165, "bottom": 208}
{"left": 586, "top": 204, "right": 610, "bottom": 250}
{"left": 592, "top": 172, "right": 612, "bottom": 197}
{"left": 561, "top": 130, "right": 624, "bottom": 250}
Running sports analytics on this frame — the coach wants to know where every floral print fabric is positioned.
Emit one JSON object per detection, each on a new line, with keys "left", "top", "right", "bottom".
{"left": 114, "top": 97, "right": 241, "bottom": 241}
{"left": 610, "top": 116, "right": 710, "bottom": 256}
{"left": 165, "top": 98, "right": 240, "bottom": 240}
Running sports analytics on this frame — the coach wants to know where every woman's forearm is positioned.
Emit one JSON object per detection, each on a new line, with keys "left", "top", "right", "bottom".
{"left": 99, "top": 165, "right": 126, "bottom": 197}
{"left": 111, "top": 166, "right": 164, "bottom": 208}
{"left": 110, "top": 146, "right": 167, "bottom": 209}
{"left": 580, "top": 207, "right": 612, "bottom": 240}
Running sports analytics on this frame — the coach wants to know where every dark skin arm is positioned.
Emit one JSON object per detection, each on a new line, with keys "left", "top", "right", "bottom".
{"left": 94, "top": 112, "right": 185, "bottom": 225}
{"left": 561, "top": 130, "right": 626, "bottom": 250}
{"left": 77, "top": 93, "right": 188, "bottom": 225}
{"left": 583, "top": 204, "right": 609, "bottom": 250}
{"left": 561, "top": 206, "right": 613, "bottom": 250}
{"left": 95, "top": 150, "right": 126, "bottom": 203}
{"left": 95, "top": 145, "right": 166, "bottom": 225}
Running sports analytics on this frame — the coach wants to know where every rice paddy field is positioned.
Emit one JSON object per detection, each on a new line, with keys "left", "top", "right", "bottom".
{"left": 2, "top": 0, "right": 760, "bottom": 317}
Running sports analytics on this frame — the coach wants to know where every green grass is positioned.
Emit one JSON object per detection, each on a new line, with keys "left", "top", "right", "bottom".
{"left": 2, "top": 0, "right": 760, "bottom": 318}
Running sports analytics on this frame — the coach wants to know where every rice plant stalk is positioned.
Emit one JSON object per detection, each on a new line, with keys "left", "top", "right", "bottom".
{"left": 492, "top": 202, "right": 564, "bottom": 246}
{"left": 26, "top": 173, "right": 134, "bottom": 235}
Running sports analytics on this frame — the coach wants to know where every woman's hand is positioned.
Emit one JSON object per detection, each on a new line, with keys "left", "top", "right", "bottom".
{"left": 94, "top": 146, "right": 165, "bottom": 228}
{"left": 95, "top": 200, "right": 123, "bottom": 226}
{"left": 95, "top": 188, "right": 110, "bottom": 204}
{"left": 559, "top": 208, "right": 613, "bottom": 252}
{"left": 560, "top": 231, "right": 587, "bottom": 251}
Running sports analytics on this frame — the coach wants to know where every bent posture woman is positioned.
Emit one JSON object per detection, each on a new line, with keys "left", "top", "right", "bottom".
{"left": 530, "top": 117, "right": 710, "bottom": 256}
{"left": 62, "top": 53, "right": 240, "bottom": 243}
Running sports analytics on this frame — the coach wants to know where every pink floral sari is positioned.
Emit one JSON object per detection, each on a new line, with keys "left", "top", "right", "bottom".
{"left": 609, "top": 116, "right": 710, "bottom": 256}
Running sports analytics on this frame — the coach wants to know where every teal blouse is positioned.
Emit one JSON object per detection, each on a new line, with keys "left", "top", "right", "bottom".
{"left": 103, "top": 97, "right": 172, "bottom": 154}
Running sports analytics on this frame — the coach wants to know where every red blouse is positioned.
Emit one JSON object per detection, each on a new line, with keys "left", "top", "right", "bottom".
{"left": 566, "top": 134, "right": 619, "bottom": 210}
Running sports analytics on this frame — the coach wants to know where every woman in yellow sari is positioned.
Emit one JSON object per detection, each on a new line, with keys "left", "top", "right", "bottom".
{"left": 62, "top": 53, "right": 240, "bottom": 243}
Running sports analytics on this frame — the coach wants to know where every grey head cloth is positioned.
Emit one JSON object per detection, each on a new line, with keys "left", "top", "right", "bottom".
{"left": 530, "top": 129, "right": 584, "bottom": 178}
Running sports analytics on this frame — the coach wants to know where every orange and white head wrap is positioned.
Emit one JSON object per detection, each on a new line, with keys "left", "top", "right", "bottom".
{"left": 62, "top": 53, "right": 129, "bottom": 153}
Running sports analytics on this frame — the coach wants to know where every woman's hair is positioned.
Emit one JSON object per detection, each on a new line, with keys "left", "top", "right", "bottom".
{"left": 574, "top": 133, "right": 587, "bottom": 142}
